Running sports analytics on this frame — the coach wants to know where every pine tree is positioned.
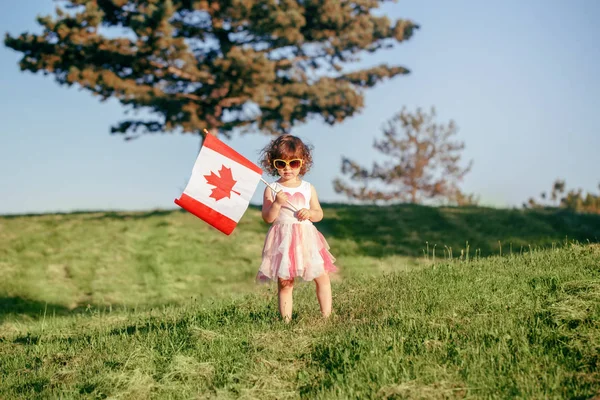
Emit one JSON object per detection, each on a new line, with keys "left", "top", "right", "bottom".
{"left": 333, "top": 106, "right": 475, "bottom": 205}
{"left": 4, "top": 0, "right": 418, "bottom": 139}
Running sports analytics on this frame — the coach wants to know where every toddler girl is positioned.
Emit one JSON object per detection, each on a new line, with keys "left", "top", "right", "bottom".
{"left": 257, "top": 134, "right": 337, "bottom": 322}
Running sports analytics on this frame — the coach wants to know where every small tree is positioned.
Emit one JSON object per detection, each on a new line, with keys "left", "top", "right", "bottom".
{"left": 334, "top": 107, "right": 474, "bottom": 205}
{"left": 4, "top": 0, "right": 419, "bottom": 140}
{"left": 525, "top": 179, "right": 600, "bottom": 214}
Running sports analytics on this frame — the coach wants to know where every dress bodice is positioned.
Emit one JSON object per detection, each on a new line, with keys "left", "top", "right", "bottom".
{"left": 268, "top": 180, "right": 312, "bottom": 224}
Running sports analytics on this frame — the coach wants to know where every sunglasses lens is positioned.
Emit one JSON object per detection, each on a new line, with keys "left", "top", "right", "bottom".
{"left": 274, "top": 160, "right": 287, "bottom": 169}
{"left": 289, "top": 160, "right": 302, "bottom": 169}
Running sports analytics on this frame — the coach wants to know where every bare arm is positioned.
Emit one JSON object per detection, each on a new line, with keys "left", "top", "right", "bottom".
{"left": 308, "top": 184, "right": 324, "bottom": 222}
{"left": 262, "top": 186, "right": 287, "bottom": 223}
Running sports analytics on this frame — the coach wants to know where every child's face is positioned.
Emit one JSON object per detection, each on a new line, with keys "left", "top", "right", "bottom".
{"left": 273, "top": 157, "right": 303, "bottom": 181}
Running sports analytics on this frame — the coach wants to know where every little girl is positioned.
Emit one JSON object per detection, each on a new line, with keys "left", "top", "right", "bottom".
{"left": 257, "top": 134, "right": 337, "bottom": 322}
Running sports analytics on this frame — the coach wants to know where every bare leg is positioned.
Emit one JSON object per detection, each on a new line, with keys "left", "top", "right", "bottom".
{"left": 314, "top": 273, "right": 332, "bottom": 318}
{"left": 277, "top": 278, "right": 294, "bottom": 322}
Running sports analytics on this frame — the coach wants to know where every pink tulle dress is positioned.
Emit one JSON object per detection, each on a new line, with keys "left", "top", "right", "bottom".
{"left": 257, "top": 180, "right": 338, "bottom": 282}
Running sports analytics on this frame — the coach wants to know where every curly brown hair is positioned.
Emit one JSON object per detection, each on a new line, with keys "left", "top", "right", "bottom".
{"left": 260, "top": 134, "right": 314, "bottom": 177}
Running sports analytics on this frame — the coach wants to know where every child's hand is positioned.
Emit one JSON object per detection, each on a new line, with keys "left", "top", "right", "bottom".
{"left": 296, "top": 208, "right": 311, "bottom": 221}
{"left": 274, "top": 190, "right": 288, "bottom": 206}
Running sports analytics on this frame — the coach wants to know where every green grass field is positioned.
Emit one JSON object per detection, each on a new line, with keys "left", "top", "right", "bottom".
{"left": 0, "top": 205, "right": 599, "bottom": 398}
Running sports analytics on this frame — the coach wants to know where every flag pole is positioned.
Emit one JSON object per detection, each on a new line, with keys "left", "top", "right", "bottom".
{"left": 260, "top": 177, "right": 299, "bottom": 211}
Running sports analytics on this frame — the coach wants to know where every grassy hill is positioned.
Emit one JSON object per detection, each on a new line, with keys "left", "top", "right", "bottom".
{"left": 0, "top": 205, "right": 599, "bottom": 398}
{"left": 0, "top": 243, "right": 598, "bottom": 398}
{"left": 1, "top": 204, "right": 598, "bottom": 319}
{"left": 318, "top": 203, "right": 600, "bottom": 258}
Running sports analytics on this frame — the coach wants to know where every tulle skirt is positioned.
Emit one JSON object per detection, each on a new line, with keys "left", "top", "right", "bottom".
{"left": 257, "top": 222, "right": 338, "bottom": 282}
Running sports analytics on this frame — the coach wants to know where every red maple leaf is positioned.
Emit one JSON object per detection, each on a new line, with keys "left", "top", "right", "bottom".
{"left": 204, "top": 165, "right": 241, "bottom": 201}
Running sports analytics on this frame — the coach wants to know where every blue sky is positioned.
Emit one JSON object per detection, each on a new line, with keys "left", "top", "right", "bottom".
{"left": 1, "top": 0, "right": 599, "bottom": 215}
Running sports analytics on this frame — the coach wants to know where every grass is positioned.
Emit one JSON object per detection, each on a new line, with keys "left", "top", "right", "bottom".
{"left": 1, "top": 204, "right": 598, "bottom": 319}
{"left": 0, "top": 204, "right": 599, "bottom": 398}
{"left": 0, "top": 244, "right": 598, "bottom": 398}
{"left": 318, "top": 203, "right": 600, "bottom": 258}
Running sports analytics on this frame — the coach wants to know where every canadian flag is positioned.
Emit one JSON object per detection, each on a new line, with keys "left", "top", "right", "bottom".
{"left": 174, "top": 134, "right": 263, "bottom": 235}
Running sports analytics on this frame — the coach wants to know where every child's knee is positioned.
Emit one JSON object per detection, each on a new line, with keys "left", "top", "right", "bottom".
{"left": 278, "top": 278, "right": 295, "bottom": 290}
{"left": 314, "top": 273, "right": 330, "bottom": 286}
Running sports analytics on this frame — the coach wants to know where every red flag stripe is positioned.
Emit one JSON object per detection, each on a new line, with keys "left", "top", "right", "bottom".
{"left": 175, "top": 193, "right": 237, "bottom": 235}
{"left": 203, "top": 134, "right": 263, "bottom": 175}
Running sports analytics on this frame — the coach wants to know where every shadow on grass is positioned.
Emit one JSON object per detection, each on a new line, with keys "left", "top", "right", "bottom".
{"left": 317, "top": 204, "right": 600, "bottom": 258}
{"left": 0, "top": 209, "right": 185, "bottom": 220}
{"left": 0, "top": 296, "right": 133, "bottom": 324}
{"left": 2, "top": 203, "right": 598, "bottom": 261}
{"left": 88, "top": 209, "right": 185, "bottom": 221}
{"left": 0, "top": 296, "right": 75, "bottom": 323}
